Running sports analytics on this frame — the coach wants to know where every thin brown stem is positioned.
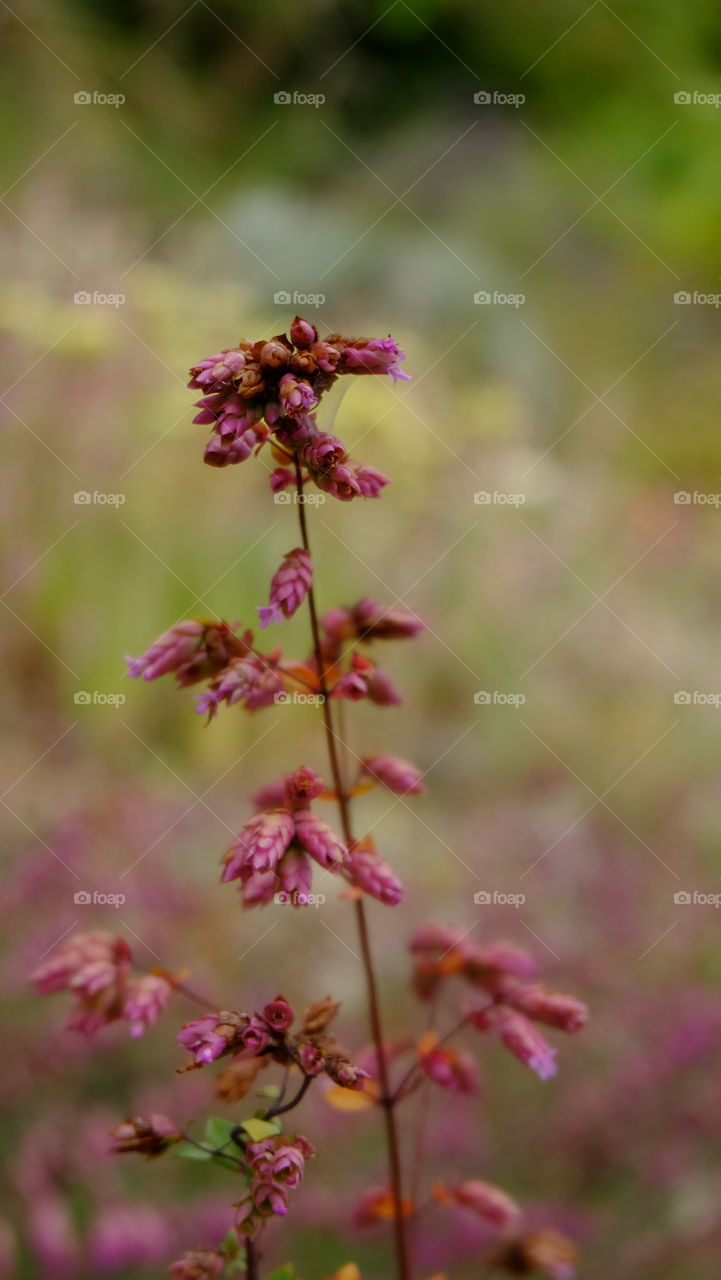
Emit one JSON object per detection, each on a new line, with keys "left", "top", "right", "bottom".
{"left": 245, "top": 1237, "right": 259, "bottom": 1280}
{"left": 293, "top": 462, "right": 411, "bottom": 1280}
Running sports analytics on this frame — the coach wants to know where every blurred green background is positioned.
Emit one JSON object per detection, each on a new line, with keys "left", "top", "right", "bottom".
{"left": 4, "top": 1, "right": 721, "bottom": 1276}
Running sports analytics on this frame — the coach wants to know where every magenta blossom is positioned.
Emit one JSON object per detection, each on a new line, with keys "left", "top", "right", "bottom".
{"left": 495, "top": 1007, "right": 558, "bottom": 1081}
{"left": 362, "top": 754, "right": 425, "bottom": 795}
{"left": 122, "top": 973, "right": 172, "bottom": 1038}
{"left": 349, "top": 844, "right": 403, "bottom": 906}
{"left": 176, "top": 1015, "right": 228, "bottom": 1065}
{"left": 258, "top": 547, "right": 313, "bottom": 628}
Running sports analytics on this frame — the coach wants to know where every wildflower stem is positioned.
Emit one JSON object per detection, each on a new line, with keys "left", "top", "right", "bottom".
{"left": 293, "top": 462, "right": 411, "bottom": 1280}
{"left": 245, "top": 1237, "right": 259, "bottom": 1280}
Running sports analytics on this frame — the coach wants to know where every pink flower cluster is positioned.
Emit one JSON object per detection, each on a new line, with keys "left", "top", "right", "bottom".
{"left": 127, "top": 595, "right": 426, "bottom": 723}
{"left": 237, "top": 1134, "right": 316, "bottom": 1237}
{"left": 31, "top": 932, "right": 173, "bottom": 1037}
{"left": 410, "top": 925, "right": 588, "bottom": 1082}
{"left": 221, "top": 766, "right": 345, "bottom": 907}
{"left": 177, "top": 993, "right": 369, "bottom": 1094}
{"left": 189, "top": 316, "right": 408, "bottom": 492}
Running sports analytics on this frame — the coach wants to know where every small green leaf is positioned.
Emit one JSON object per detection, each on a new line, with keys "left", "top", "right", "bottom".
{"left": 265, "top": 1266, "right": 295, "bottom": 1280}
{"left": 173, "top": 1141, "right": 212, "bottom": 1161}
{"left": 204, "top": 1115, "right": 238, "bottom": 1150}
{"left": 240, "top": 1117, "right": 279, "bottom": 1143}
{"left": 220, "top": 1228, "right": 239, "bottom": 1258}
{"left": 257, "top": 1084, "right": 282, "bottom": 1099}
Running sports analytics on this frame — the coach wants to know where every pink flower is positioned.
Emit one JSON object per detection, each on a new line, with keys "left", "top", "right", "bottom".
{"left": 419, "top": 1045, "right": 478, "bottom": 1094}
{"left": 258, "top": 547, "right": 313, "bottom": 628}
{"left": 278, "top": 373, "right": 317, "bottom": 417}
{"left": 269, "top": 466, "right": 295, "bottom": 492}
{"left": 122, "top": 973, "right": 173, "bottom": 1038}
{"left": 262, "top": 995, "right": 295, "bottom": 1033}
{"left": 366, "top": 665, "right": 403, "bottom": 706}
{"left": 126, "top": 620, "right": 204, "bottom": 681}
{"left": 169, "top": 1248, "right": 225, "bottom": 1280}
{"left": 349, "top": 598, "right": 425, "bottom": 641}
{"left": 341, "top": 336, "right": 410, "bottom": 384}
{"left": 32, "top": 932, "right": 133, "bottom": 1036}
{"left": 507, "top": 984, "right": 589, "bottom": 1034}
{"left": 177, "top": 1014, "right": 228, "bottom": 1065}
{"left": 267, "top": 1144, "right": 306, "bottom": 1187}
{"left": 449, "top": 1180, "right": 522, "bottom": 1231}
{"left": 195, "top": 654, "right": 282, "bottom": 718}
{"left": 362, "top": 755, "right": 425, "bottom": 795}
{"left": 349, "top": 844, "right": 403, "bottom": 906}
{"left": 290, "top": 316, "right": 318, "bottom": 347}
{"left": 284, "top": 765, "right": 326, "bottom": 807}
{"left": 496, "top": 1007, "right": 558, "bottom": 1081}
{"left": 252, "top": 1181, "right": 290, "bottom": 1218}
{"left": 301, "top": 432, "right": 348, "bottom": 476}
{"left": 354, "top": 463, "right": 389, "bottom": 497}
{"left": 188, "top": 348, "right": 247, "bottom": 390}
{"left": 293, "top": 810, "right": 346, "bottom": 869}
{"left": 240, "top": 1015, "right": 270, "bottom": 1052}
{"left": 222, "top": 810, "right": 296, "bottom": 880}
{"left": 203, "top": 431, "right": 258, "bottom": 467}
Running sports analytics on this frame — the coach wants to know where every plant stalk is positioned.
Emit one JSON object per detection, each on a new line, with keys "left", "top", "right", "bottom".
{"left": 293, "top": 463, "right": 411, "bottom": 1280}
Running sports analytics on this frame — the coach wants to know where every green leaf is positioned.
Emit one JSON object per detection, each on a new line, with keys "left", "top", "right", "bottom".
{"left": 257, "top": 1084, "right": 282, "bottom": 1099}
{"left": 265, "top": 1266, "right": 295, "bottom": 1280}
{"left": 204, "top": 1115, "right": 238, "bottom": 1150}
{"left": 173, "top": 1141, "right": 212, "bottom": 1161}
{"left": 220, "top": 1228, "right": 239, "bottom": 1258}
{"left": 240, "top": 1117, "right": 279, "bottom": 1143}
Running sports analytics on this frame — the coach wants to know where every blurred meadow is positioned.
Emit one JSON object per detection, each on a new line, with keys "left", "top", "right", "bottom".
{"left": 4, "top": 0, "right": 721, "bottom": 1276}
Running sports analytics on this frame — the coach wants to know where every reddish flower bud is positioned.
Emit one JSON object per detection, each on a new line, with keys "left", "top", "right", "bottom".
{"left": 450, "top": 1180, "right": 523, "bottom": 1231}
{"left": 496, "top": 1007, "right": 557, "bottom": 1081}
{"left": 258, "top": 547, "right": 312, "bottom": 628}
{"left": 262, "top": 995, "right": 295, "bottom": 1033}
{"left": 290, "top": 316, "right": 318, "bottom": 348}
{"left": 507, "top": 984, "right": 589, "bottom": 1034}
{"left": 362, "top": 755, "right": 425, "bottom": 795}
